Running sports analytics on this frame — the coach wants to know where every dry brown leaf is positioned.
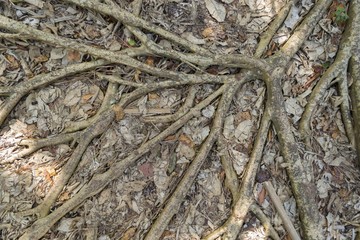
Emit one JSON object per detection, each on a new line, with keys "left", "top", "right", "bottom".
{"left": 258, "top": 187, "right": 266, "bottom": 204}
{"left": 145, "top": 56, "right": 154, "bottom": 66}
{"left": 85, "top": 25, "right": 101, "bottom": 39}
{"left": 82, "top": 93, "right": 93, "bottom": 102}
{"left": 5, "top": 54, "right": 20, "bottom": 70}
{"left": 138, "top": 162, "right": 154, "bottom": 178}
{"left": 33, "top": 55, "right": 49, "bottom": 63}
{"left": 148, "top": 93, "right": 159, "bottom": 100}
{"left": 66, "top": 49, "right": 82, "bottom": 63}
{"left": 202, "top": 27, "right": 215, "bottom": 38}
{"left": 120, "top": 227, "right": 137, "bottom": 240}
{"left": 179, "top": 133, "right": 194, "bottom": 147}
{"left": 113, "top": 105, "right": 125, "bottom": 121}
{"left": 164, "top": 135, "right": 177, "bottom": 141}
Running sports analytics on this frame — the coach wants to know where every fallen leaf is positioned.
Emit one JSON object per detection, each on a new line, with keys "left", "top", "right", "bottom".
{"left": 138, "top": 163, "right": 154, "bottom": 177}
{"left": 33, "top": 55, "right": 49, "bottom": 63}
{"left": 179, "top": 133, "right": 194, "bottom": 147}
{"left": 205, "top": 0, "right": 226, "bottom": 22}
{"left": 113, "top": 105, "right": 124, "bottom": 121}
{"left": 65, "top": 49, "right": 82, "bottom": 63}
{"left": 258, "top": 187, "right": 266, "bottom": 204}
{"left": 145, "top": 57, "right": 154, "bottom": 66}
{"left": 148, "top": 93, "right": 159, "bottom": 100}
{"left": 5, "top": 54, "right": 20, "bottom": 70}
{"left": 120, "top": 227, "right": 137, "bottom": 240}
{"left": 202, "top": 27, "right": 215, "bottom": 38}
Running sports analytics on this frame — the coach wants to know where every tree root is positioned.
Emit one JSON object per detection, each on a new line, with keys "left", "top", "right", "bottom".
{"left": 143, "top": 85, "right": 198, "bottom": 123}
{"left": 18, "top": 83, "right": 225, "bottom": 240}
{"left": 0, "top": 0, "right": 358, "bottom": 239}
{"left": 0, "top": 60, "right": 107, "bottom": 126}
{"left": 299, "top": 0, "right": 360, "bottom": 149}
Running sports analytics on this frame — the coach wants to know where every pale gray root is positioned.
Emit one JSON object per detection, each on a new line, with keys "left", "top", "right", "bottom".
{"left": 348, "top": 0, "right": 360, "bottom": 167}
{"left": 3, "top": 132, "right": 78, "bottom": 164}
{"left": 18, "top": 83, "right": 225, "bottom": 240}
{"left": 144, "top": 78, "right": 244, "bottom": 240}
{"left": 143, "top": 85, "right": 198, "bottom": 123}
{"left": 16, "top": 110, "right": 115, "bottom": 218}
{"left": 338, "top": 72, "right": 355, "bottom": 147}
{"left": 299, "top": 0, "right": 359, "bottom": 146}
{"left": 204, "top": 109, "right": 271, "bottom": 240}
{"left": 0, "top": 60, "right": 107, "bottom": 126}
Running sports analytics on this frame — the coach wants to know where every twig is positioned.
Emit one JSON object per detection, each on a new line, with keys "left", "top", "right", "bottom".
{"left": 263, "top": 181, "right": 301, "bottom": 240}
{"left": 249, "top": 204, "right": 281, "bottom": 240}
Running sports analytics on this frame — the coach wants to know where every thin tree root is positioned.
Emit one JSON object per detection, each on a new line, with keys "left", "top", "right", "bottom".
{"left": 0, "top": 0, "right": 357, "bottom": 239}
{"left": 254, "top": 0, "right": 295, "bottom": 58}
{"left": 17, "top": 109, "right": 115, "bottom": 219}
{"left": 63, "top": 81, "right": 118, "bottom": 133}
{"left": 18, "top": 82, "right": 226, "bottom": 240}
{"left": 143, "top": 85, "right": 198, "bottom": 123}
{"left": 249, "top": 204, "right": 281, "bottom": 240}
{"left": 298, "top": 51, "right": 349, "bottom": 142}
{"left": 263, "top": 181, "right": 301, "bottom": 240}
{"left": 218, "top": 120, "right": 281, "bottom": 240}
{"left": 0, "top": 60, "right": 107, "bottom": 126}
{"left": 3, "top": 132, "right": 78, "bottom": 164}
{"left": 204, "top": 108, "right": 271, "bottom": 240}
{"left": 144, "top": 78, "right": 245, "bottom": 240}
{"left": 299, "top": 0, "right": 359, "bottom": 144}
{"left": 348, "top": 0, "right": 360, "bottom": 167}
{"left": 338, "top": 72, "right": 355, "bottom": 147}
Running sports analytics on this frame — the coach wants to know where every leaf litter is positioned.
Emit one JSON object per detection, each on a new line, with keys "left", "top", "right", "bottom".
{"left": 0, "top": 0, "right": 359, "bottom": 239}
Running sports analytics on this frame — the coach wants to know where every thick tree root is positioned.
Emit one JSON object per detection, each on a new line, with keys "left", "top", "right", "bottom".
{"left": 18, "top": 84, "right": 225, "bottom": 240}
{"left": 299, "top": 0, "right": 360, "bottom": 150}
{"left": 0, "top": 0, "right": 358, "bottom": 239}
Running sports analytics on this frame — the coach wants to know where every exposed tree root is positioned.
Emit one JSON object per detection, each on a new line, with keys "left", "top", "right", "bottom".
{"left": 0, "top": 60, "right": 107, "bottom": 126}
{"left": 299, "top": 0, "right": 360, "bottom": 150}
{"left": 0, "top": 0, "right": 358, "bottom": 239}
{"left": 18, "top": 84, "right": 225, "bottom": 240}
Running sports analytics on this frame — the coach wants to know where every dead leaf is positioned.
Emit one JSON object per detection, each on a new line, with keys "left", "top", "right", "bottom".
{"left": 258, "top": 187, "right": 266, "bottom": 204}
{"left": 178, "top": 142, "right": 195, "bottom": 159}
{"left": 179, "top": 133, "right": 194, "bottom": 147}
{"left": 50, "top": 48, "right": 66, "bottom": 60}
{"left": 85, "top": 25, "right": 101, "bottom": 39}
{"left": 5, "top": 54, "right": 20, "bottom": 70}
{"left": 138, "top": 163, "right": 154, "bottom": 177}
{"left": 33, "top": 55, "right": 49, "bottom": 63}
{"left": 120, "top": 227, "right": 137, "bottom": 240}
{"left": 145, "top": 57, "right": 154, "bottom": 66}
{"left": 113, "top": 105, "right": 124, "bottom": 121}
{"left": 65, "top": 49, "right": 82, "bottom": 63}
{"left": 202, "top": 27, "right": 215, "bottom": 38}
{"left": 205, "top": 0, "right": 226, "bottom": 22}
{"left": 148, "top": 93, "right": 159, "bottom": 100}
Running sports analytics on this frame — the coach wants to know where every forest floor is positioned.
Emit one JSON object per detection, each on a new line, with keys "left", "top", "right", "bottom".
{"left": 0, "top": 0, "right": 360, "bottom": 239}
